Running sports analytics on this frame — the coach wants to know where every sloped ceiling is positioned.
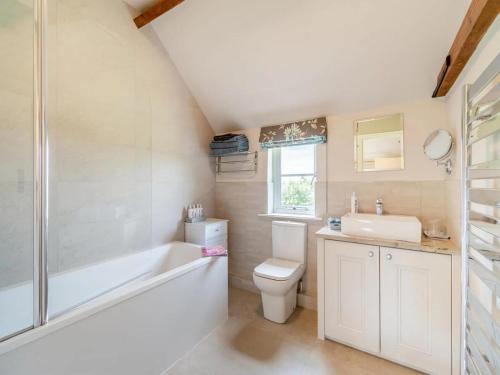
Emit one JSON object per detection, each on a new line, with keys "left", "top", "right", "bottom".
{"left": 129, "top": 0, "right": 467, "bottom": 132}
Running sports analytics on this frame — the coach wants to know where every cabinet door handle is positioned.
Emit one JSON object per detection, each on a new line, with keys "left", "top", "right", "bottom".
{"left": 368, "top": 251, "right": 374, "bottom": 257}
{"left": 386, "top": 254, "right": 392, "bottom": 260}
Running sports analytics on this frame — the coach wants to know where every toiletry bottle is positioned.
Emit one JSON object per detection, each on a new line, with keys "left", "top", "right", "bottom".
{"left": 376, "top": 197, "right": 383, "bottom": 215}
{"left": 351, "top": 192, "right": 358, "bottom": 214}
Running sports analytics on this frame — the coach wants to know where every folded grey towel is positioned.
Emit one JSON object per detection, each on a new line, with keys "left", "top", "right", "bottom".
{"left": 210, "top": 146, "right": 249, "bottom": 156}
{"left": 213, "top": 133, "right": 246, "bottom": 142}
{"left": 210, "top": 140, "right": 249, "bottom": 149}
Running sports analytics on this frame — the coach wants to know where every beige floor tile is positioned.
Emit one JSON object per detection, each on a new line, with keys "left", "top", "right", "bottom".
{"left": 166, "top": 288, "right": 421, "bottom": 375}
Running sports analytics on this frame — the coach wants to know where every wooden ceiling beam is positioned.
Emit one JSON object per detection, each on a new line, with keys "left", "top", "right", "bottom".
{"left": 432, "top": 0, "right": 500, "bottom": 97}
{"left": 134, "top": 0, "right": 185, "bottom": 29}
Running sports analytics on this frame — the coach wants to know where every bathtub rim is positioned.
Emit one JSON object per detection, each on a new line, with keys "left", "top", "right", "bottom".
{"left": 0, "top": 242, "right": 220, "bottom": 356}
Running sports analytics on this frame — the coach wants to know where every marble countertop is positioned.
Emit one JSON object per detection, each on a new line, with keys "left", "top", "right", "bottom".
{"left": 316, "top": 226, "right": 459, "bottom": 255}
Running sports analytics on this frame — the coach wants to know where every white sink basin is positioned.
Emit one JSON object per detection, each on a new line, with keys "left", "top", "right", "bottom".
{"left": 341, "top": 213, "right": 422, "bottom": 243}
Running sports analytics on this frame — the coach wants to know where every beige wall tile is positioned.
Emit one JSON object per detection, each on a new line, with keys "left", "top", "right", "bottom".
{"left": 217, "top": 180, "right": 452, "bottom": 302}
{"left": 0, "top": 0, "right": 217, "bottom": 284}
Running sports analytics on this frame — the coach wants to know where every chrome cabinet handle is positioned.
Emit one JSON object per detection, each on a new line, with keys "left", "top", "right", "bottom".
{"left": 386, "top": 254, "right": 392, "bottom": 260}
{"left": 368, "top": 251, "right": 374, "bottom": 257}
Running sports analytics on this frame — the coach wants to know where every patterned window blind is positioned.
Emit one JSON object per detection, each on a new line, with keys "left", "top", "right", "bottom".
{"left": 259, "top": 117, "right": 327, "bottom": 149}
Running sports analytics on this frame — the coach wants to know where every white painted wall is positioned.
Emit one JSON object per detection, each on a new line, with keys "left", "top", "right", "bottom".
{"left": 444, "top": 17, "right": 500, "bottom": 242}
{"left": 150, "top": 0, "right": 465, "bottom": 132}
{"left": 327, "top": 98, "right": 450, "bottom": 182}
{"left": 217, "top": 98, "right": 452, "bottom": 184}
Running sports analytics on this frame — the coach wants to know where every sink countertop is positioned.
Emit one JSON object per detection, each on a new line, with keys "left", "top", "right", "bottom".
{"left": 316, "top": 226, "right": 459, "bottom": 255}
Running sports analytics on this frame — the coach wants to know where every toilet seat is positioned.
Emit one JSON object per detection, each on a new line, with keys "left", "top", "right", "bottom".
{"left": 252, "top": 221, "right": 307, "bottom": 323}
{"left": 253, "top": 257, "right": 305, "bottom": 323}
{"left": 254, "top": 258, "right": 303, "bottom": 281}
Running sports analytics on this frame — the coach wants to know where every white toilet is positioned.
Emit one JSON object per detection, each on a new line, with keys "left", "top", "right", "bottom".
{"left": 253, "top": 221, "right": 307, "bottom": 323}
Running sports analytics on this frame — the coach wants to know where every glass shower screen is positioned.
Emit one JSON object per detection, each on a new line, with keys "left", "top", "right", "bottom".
{"left": 0, "top": 0, "right": 36, "bottom": 341}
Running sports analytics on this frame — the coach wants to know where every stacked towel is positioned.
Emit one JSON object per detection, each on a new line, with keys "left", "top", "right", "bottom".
{"left": 201, "top": 245, "right": 228, "bottom": 257}
{"left": 210, "top": 134, "right": 249, "bottom": 156}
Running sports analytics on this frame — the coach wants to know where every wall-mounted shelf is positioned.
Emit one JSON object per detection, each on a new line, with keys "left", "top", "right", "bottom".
{"left": 212, "top": 151, "right": 258, "bottom": 175}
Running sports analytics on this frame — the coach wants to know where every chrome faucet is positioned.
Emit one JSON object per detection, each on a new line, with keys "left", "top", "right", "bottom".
{"left": 376, "top": 197, "right": 383, "bottom": 215}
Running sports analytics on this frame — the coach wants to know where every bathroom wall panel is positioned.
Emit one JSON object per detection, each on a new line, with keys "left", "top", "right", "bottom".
{"left": 45, "top": 0, "right": 215, "bottom": 316}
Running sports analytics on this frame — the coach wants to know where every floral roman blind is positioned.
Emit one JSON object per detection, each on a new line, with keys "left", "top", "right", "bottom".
{"left": 259, "top": 117, "right": 327, "bottom": 149}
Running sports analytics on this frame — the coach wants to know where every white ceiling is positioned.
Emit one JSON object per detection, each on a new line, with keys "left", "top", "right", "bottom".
{"left": 129, "top": 0, "right": 467, "bottom": 133}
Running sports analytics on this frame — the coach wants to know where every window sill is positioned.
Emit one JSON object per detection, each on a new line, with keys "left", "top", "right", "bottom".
{"left": 257, "top": 213, "right": 323, "bottom": 222}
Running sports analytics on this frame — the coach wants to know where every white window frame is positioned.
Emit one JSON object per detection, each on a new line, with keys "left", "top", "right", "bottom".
{"left": 271, "top": 145, "right": 316, "bottom": 215}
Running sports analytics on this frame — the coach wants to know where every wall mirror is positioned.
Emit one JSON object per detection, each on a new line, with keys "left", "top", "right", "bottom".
{"left": 354, "top": 113, "right": 404, "bottom": 172}
{"left": 423, "top": 129, "right": 453, "bottom": 174}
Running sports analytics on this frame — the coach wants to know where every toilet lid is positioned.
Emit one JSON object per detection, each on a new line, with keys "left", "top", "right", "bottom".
{"left": 254, "top": 258, "right": 302, "bottom": 281}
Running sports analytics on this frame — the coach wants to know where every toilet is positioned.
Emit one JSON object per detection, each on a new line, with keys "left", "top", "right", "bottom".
{"left": 253, "top": 221, "right": 307, "bottom": 323}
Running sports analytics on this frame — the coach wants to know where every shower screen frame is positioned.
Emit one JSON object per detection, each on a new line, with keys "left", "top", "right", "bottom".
{"left": 33, "top": 0, "right": 48, "bottom": 330}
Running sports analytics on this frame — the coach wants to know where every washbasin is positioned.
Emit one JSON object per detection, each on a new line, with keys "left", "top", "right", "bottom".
{"left": 341, "top": 213, "right": 422, "bottom": 243}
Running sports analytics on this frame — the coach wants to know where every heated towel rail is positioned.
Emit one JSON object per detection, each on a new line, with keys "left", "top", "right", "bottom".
{"left": 462, "top": 53, "right": 500, "bottom": 375}
{"left": 213, "top": 151, "right": 258, "bottom": 175}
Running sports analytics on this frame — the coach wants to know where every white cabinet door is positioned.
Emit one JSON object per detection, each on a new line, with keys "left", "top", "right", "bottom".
{"left": 380, "top": 247, "right": 451, "bottom": 375}
{"left": 324, "top": 240, "right": 380, "bottom": 353}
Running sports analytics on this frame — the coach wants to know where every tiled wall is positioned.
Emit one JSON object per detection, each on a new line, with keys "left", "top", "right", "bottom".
{"left": 0, "top": 0, "right": 216, "bottom": 287}
{"left": 216, "top": 179, "right": 448, "bottom": 307}
{"left": 46, "top": 0, "right": 215, "bottom": 274}
{"left": 327, "top": 181, "right": 447, "bottom": 227}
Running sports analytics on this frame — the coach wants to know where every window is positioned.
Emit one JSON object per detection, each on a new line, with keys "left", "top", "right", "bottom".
{"left": 271, "top": 144, "right": 316, "bottom": 215}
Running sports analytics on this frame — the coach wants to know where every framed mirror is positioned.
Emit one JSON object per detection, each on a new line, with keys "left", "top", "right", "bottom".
{"left": 354, "top": 113, "right": 404, "bottom": 172}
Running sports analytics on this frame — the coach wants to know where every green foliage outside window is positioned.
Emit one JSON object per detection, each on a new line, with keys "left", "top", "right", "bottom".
{"left": 281, "top": 176, "right": 314, "bottom": 208}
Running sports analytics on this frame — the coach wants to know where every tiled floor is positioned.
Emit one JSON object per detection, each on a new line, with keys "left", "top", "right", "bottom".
{"left": 166, "top": 288, "right": 420, "bottom": 375}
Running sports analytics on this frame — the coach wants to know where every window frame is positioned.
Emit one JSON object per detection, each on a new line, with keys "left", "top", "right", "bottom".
{"left": 271, "top": 144, "right": 316, "bottom": 215}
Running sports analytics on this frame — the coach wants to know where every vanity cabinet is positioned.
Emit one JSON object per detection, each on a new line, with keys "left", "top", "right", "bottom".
{"left": 380, "top": 247, "right": 451, "bottom": 375}
{"left": 318, "top": 239, "right": 452, "bottom": 375}
{"left": 324, "top": 241, "right": 380, "bottom": 353}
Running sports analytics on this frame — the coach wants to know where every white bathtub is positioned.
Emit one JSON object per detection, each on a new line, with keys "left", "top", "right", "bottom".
{"left": 0, "top": 241, "right": 228, "bottom": 375}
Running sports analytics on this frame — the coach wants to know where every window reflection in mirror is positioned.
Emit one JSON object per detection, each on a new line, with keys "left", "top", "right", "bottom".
{"left": 354, "top": 113, "right": 404, "bottom": 172}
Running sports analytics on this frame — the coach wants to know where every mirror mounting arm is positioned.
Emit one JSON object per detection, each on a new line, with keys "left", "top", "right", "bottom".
{"left": 436, "top": 158, "right": 453, "bottom": 175}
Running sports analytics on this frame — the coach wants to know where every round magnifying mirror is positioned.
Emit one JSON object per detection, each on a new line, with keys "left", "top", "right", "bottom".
{"left": 423, "top": 129, "right": 453, "bottom": 161}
